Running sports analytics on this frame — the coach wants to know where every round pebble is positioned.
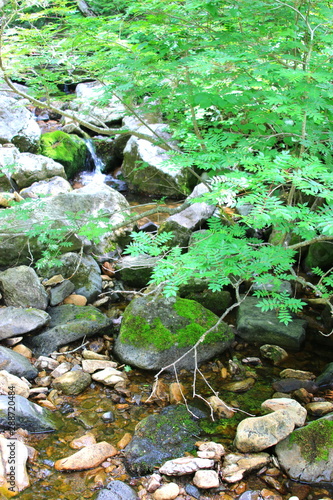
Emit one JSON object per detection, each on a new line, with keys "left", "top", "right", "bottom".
{"left": 153, "top": 482, "right": 180, "bottom": 500}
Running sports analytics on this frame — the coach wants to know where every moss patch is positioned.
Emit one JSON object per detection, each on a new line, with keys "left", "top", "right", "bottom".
{"left": 289, "top": 418, "right": 333, "bottom": 462}
{"left": 120, "top": 296, "right": 233, "bottom": 351}
{"left": 40, "top": 131, "right": 87, "bottom": 179}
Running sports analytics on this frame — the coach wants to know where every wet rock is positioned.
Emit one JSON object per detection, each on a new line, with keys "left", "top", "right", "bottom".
{"left": 70, "top": 432, "right": 97, "bottom": 449}
{"left": 260, "top": 488, "right": 283, "bottom": 500}
{"left": 49, "top": 280, "right": 75, "bottom": 306}
{"left": 55, "top": 441, "right": 117, "bottom": 471}
{"left": 102, "top": 411, "right": 115, "bottom": 423}
{"left": 95, "top": 479, "right": 138, "bottom": 500}
{"left": 185, "top": 484, "right": 201, "bottom": 499}
{"left": 159, "top": 457, "right": 214, "bottom": 476}
{"left": 153, "top": 482, "right": 180, "bottom": 500}
{"left": 222, "top": 453, "right": 270, "bottom": 483}
{"left": 275, "top": 415, "right": 333, "bottom": 483}
{"left": 237, "top": 491, "right": 262, "bottom": 500}
{"left": 52, "top": 370, "right": 92, "bottom": 395}
{"left": 123, "top": 405, "right": 204, "bottom": 475}
{"left": 279, "top": 369, "right": 315, "bottom": 380}
{"left": 169, "top": 382, "right": 185, "bottom": 404}
{"left": 272, "top": 378, "right": 318, "bottom": 394}
{"left": 114, "top": 295, "right": 234, "bottom": 371}
{"left": 234, "top": 409, "right": 296, "bottom": 452}
{"left": 208, "top": 395, "right": 235, "bottom": 418}
{"left": 0, "top": 266, "right": 48, "bottom": 310}
{"left": 261, "top": 398, "right": 307, "bottom": 427}
{"left": 0, "top": 394, "right": 60, "bottom": 432}
{"left": 259, "top": 345, "right": 288, "bottom": 365}
{"left": 237, "top": 297, "right": 306, "bottom": 350}
{"left": 0, "top": 436, "right": 30, "bottom": 494}
{"left": 0, "top": 370, "right": 30, "bottom": 398}
{"left": 0, "top": 307, "right": 50, "bottom": 340}
{"left": 0, "top": 346, "right": 38, "bottom": 379}
{"left": 25, "top": 304, "right": 112, "bottom": 357}
{"left": 223, "top": 377, "right": 256, "bottom": 393}
{"left": 316, "top": 362, "right": 333, "bottom": 388}
{"left": 196, "top": 441, "right": 225, "bottom": 460}
{"left": 292, "top": 388, "right": 313, "bottom": 404}
{"left": 193, "top": 469, "right": 219, "bottom": 489}
{"left": 305, "top": 401, "right": 333, "bottom": 416}
{"left": 117, "top": 433, "right": 132, "bottom": 450}
{"left": 82, "top": 359, "right": 118, "bottom": 373}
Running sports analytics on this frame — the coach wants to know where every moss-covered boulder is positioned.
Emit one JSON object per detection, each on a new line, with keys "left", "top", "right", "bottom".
{"left": 40, "top": 131, "right": 87, "bottom": 179}
{"left": 303, "top": 241, "right": 333, "bottom": 272}
{"left": 123, "top": 405, "right": 204, "bottom": 475}
{"left": 113, "top": 295, "right": 234, "bottom": 370}
{"left": 275, "top": 414, "right": 333, "bottom": 483}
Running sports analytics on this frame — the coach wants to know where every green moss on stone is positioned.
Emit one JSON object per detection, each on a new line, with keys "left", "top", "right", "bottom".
{"left": 40, "top": 131, "right": 87, "bottom": 179}
{"left": 289, "top": 418, "right": 333, "bottom": 462}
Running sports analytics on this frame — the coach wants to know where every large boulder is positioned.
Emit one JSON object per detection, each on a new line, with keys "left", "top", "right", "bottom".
{"left": 0, "top": 394, "right": 60, "bottom": 432}
{"left": 0, "top": 96, "right": 41, "bottom": 152}
{"left": 0, "top": 306, "right": 50, "bottom": 340}
{"left": 20, "top": 176, "right": 73, "bottom": 199}
{"left": 275, "top": 414, "right": 333, "bottom": 484}
{"left": 40, "top": 131, "right": 87, "bottom": 179}
{"left": 0, "top": 346, "right": 38, "bottom": 379}
{"left": 0, "top": 183, "right": 131, "bottom": 267}
{"left": 0, "top": 266, "right": 49, "bottom": 310}
{"left": 114, "top": 295, "right": 234, "bottom": 371}
{"left": 237, "top": 296, "right": 306, "bottom": 350}
{"left": 25, "top": 304, "right": 112, "bottom": 356}
{"left": 11, "top": 152, "right": 67, "bottom": 189}
{"left": 123, "top": 405, "right": 204, "bottom": 475}
{"left": 122, "top": 124, "right": 195, "bottom": 198}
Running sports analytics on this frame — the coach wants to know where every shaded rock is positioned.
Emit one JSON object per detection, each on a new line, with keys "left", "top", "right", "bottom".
{"left": 279, "top": 369, "right": 315, "bottom": 380}
{"left": 303, "top": 241, "right": 333, "bottom": 272}
{"left": 222, "top": 452, "right": 270, "bottom": 483}
{"left": 234, "top": 410, "right": 296, "bottom": 452}
{"left": 0, "top": 266, "right": 48, "bottom": 310}
{"left": 52, "top": 370, "right": 92, "bottom": 395}
{"left": 49, "top": 280, "right": 75, "bottom": 306}
{"left": 25, "top": 304, "right": 112, "bottom": 357}
{"left": 42, "top": 252, "right": 102, "bottom": 302}
{"left": 159, "top": 457, "right": 214, "bottom": 476}
{"left": 0, "top": 307, "right": 50, "bottom": 340}
{"left": 54, "top": 441, "right": 117, "bottom": 471}
{"left": 0, "top": 436, "right": 29, "bottom": 494}
{"left": 275, "top": 415, "right": 333, "bottom": 483}
{"left": 0, "top": 394, "right": 60, "bottom": 432}
{"left": 259, "top": 345, "right": 288, "bottom": 365}
{"left": 193, "top": 470, "right": 219, "bottom": 489}
{"left": 0, "top": 96, "right": 40, "bottom": 152}
{"left": 122, "top": 124, "right": 195, "bottom": 198}
{"left": 223, "top": 377, "right": 256, "bottom": 393}
{"left": 261, "top": 398, "right": 307, "bottom": 427}
{"left": 20, "top": 176, "right": 72, "bottom": 198}
{"left": 153, "top": 483, "right": 180, "bottom": 500}
{"left": 115, "top": 255, "right": 159, "bottom": 288}
{"left": 114, "top": 295, "right": 234, "bottom": 371}
{"left": 315, "top": 362, "right": 333, "bottom": 388}
{"left": 0, "top": 370, "right": 30, "bottom": 398}
{"left": 95, "top": 480, "right": 138, "bottom": 500}
{"left": 11, "top": 152, "right": 66, "bottom": 189}
{"left": 272, "top": 378, "right": 318, "bottom": 394}
{"left": 0, "top": 346, "right": 38, "bottom": 379}
{"left": 123, "top": 405, "right": 203, "bottom": 475}
{"left": 237, "top": 297, "right": 306, "bottom": 350}
{"left": 305, "top": 401, "right": 333, "bottom": 416}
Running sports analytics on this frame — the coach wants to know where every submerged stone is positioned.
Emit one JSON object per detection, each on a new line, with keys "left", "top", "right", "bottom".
{"left": 123, "top": 405, "right": 204, "bottom": 475}
{"left": 0, "top": 395, "right": 60, "bottom": 432}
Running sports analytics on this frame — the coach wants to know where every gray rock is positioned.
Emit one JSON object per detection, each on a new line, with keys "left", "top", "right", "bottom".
{"left": 42, "top": 253, "right": 102, "bottom": 302}
{"left": 0, "top": 183, "right": 131, "bottom": 267}
{"left": 0, "top": 96, "right": 40, "bottom": 152}
{"left": 316, "top": 361, "right": 333, "bottom": 387}
{"left": 237, "top": 296, "right": 306, "bottom": 350}
{"left": 25, "top": 304, "right": 112, "bottom": 357}
{"left": 115, "top": 255, "right": 159, "bottom": 288}
{"left": 49, "top": 280, "right": 75, "bottom": 306}
{"left": 178, "top": 275, "right": 232, "bottom": 316}
{"left": 20, "top": 176, "right": 72, "bottom": 199}
{"left": 52, "top": 370, "right": 92, "bottom": 395}
{"left": 0, "top": 266, "right": 49, "bottom": 310}
{"left": 259, "top": 344, "right": 288, "bottom": 365}
{"left": 0, "top": 394, "right": 60, "bottom": 432}
{"left": 122, "top": 124, "right": 195, "bottom": 198}
{"left": 0, "top": 307, "right": 50, "bottom": 340}
{"left": 114, "top": 295, "right": 234, "bottom": 371}
{"left": 275, "top": 414, "right": 333, "bottom": 483}
{"left": 272, "top": 378, "right": 318, "bottom": 394}
{"left": 261, "top": 398, "right": 307, "bottom": 427}
{"left": 0, "top": 346, "right": 38, "bottom": 379}
{"left": 95, "top": 480, "right": 138, "bottom": 500}
{"left": 11, "top": 153, "right": 66, "bottom": 189}
{"left": 123, "top": 405, "right": 203, "bottom": 475}
{"left": 234, "top": 409, "right": 296, "bottom": 452}
{"left": 304, "top": 241, "right": 333, "bottom": 272}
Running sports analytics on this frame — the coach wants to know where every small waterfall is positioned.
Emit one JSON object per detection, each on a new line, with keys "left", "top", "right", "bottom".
{"left": 79, "top": 139, "right": 106, "bottom": 185}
